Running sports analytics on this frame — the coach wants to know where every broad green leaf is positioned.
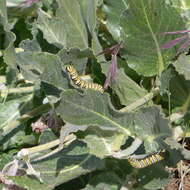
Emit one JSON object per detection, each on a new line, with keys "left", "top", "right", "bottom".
{"left": 3, "top": 31, "right": 17, "bottom": 69}
{"left": 164, "top": 137, "right": 186, "bottom": 164}
{"left": 137, "top": 165, "right": 169, "bottom": 190}
{"left": 9, "top": 176, "right": 48, "bottom": 190}
{"left": 39, "top": 129, "right": 57, "bottom": 145}
{"left": 0, "top": 0, "right": 17, "bottom": 70}
{"left": 7, "top": 0, "right": 34, "bottom": 7}
{"left": 19, "top": 38, "right": 41, "bottom": 52}
{"left": 134, "top": 106, "right": 171, "bottom": 152}
{"left": 78, "top": 0, "right": 96, "bottom": 34}
{"left": 143, "top": 178, "right": 170, "bottom": 190}
{"left": 15, "top": 52, "right": 69, "bottom": 90}
{"left": 174, "top": 54, "right": 190, "bottom": 80}
{"left": 83, "top": 172, "right": 122, "bottom": 190}
{"left": 77, "top": 0, "right": 105, "bottom": 61}
{"left": 103, "top": 0, "right": 128, "bottom": 41}
{"left": 120, "top": 0, "right": 185, "bottom": 76}
{"left": 1, "top": 128, "right": 34, "bottom": 151}
{"left": 82, "top": 126, "right": 126, "bottom": 158}
{"left": 36, "top": 9, "right": 66, "bottom": 48}
{"left": 168, "top": 0, "right": 190, "bottom": 27}
{"left": 160, "top": 66, "right": 190, "bottom": 108}
{"left": 111, "top": 68, "right": 147, "bottom": 106}
{"left": 55, "top": 90, "right": 134, "bottom": 136}
{"left": 56, "top": 0, "right": 88, "bottom": 49}
{"left": 31, "top": 140, "right": 105, "bottom": 187}
{"left": 58, "top": 48, "right": 93, "bottom": 75}
{"left": 0, "top": 152, "right": 15, "bottom": 170}
{"left": 0, "top": 95, "right": 33, "bottom": 129}
{"left": 92, "top": 32, "right": 105, "bottom": 62}
{"left": 0, "top": 0, "right": 7, "bottom": 25}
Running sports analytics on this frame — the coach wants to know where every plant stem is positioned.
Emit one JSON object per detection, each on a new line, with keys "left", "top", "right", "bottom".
{"left": 27, "top": 134, "right": 76, "bottom": 155}
{"left": 0, "top": 86, "right": 34, "bottom": 97}
{"left": 119, "top": 87, "right": 160, "bottom": 112}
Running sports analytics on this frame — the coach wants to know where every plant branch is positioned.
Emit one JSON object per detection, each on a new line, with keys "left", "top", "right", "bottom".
{"left": 119, "top": 87, "right": 160, "bottom": 112}
{"left": 0, "top": 86, "right": 34, "bottom": 97}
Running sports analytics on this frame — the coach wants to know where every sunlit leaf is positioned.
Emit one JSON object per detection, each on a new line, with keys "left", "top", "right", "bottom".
{"left": 56, "top": 0, "right": 88, "bottom": 49}
{"left": 119, "top": 0, "right": 185, "bottom": 76}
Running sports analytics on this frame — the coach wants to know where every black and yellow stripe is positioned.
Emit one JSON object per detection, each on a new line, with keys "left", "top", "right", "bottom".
{"left": 127, "top": 150, "right": 165, "bottom": 168}
{"left": 66, "top": 65, "right": 104, "bottom": 93}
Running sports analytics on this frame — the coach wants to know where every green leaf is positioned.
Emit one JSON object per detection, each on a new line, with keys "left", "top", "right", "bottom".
{"left": 174, "top": 54, "right": 190, "bottom": 80}
{"left": 58, "top": 48, "right": 93, "bottom": 75}
{"left": 81, "top": 126, "right": 126, "bottom": 158}
{"left": 77, "top": 0, "right": 105, "bottom": 61}
{"left": 119, "top": 0, "right": 185, "bottom": 76}
{"left": 91, "top": 32, "right": 105, "bottom": 62}
{"left": 134, "top": 106, "right": 171, "bottom": 152}
{"left": 103, "top": 0, "right": 128, "bottom": 41}
{"left": 78, "top": 0, "right": 96, "bottom": 34}
{"left": 16, "top": 52, "right": 69, "bottom": 90}
{"left": 56, "top": 0, "right": 88, "bottom": 49}
{"left": 19, "top": 38, "right": 41, "bottom": 52}
{"left": 39, "top": 129, "right": 57, "bottom": 145}
{"left": 55, "top": 90, "right": 134, "bottom": 136}
{"left": 111, "top": 68, "right": 147, "bottom": 106}
{"left": 143, "top": 178, "right": 170, "bottom": 190}
{"left": 31, "top": 140, "right": 105, "bottom": 187}
{"left": 136, "top": 165, "right": 169, "bottom": 190}
{"left": 160, "top": 66, "right": 190, "bottom": 108}
{"left": 0, "top": 0, "right": 17, "bottom": 70}
{"left": 9, "top": 176, "right": 48, "bottom": 190}
{"left": 0, "top": 95, "right": 33, "bottom": 129}
{"left": 0, "top": 151, "right": 16, "bottom": 170}
{"left": 83, "top": 172, "right": 122, "bottom": 190}
{"left": 0, "top": 0, "right": 7, "bottom": 25}
{"left": 36, "top": 9, "right": 66, "bottom": 48}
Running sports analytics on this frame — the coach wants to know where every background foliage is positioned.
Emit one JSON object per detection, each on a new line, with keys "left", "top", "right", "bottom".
{"left": 1, "top": 0, "right": 190, "bottom": 189}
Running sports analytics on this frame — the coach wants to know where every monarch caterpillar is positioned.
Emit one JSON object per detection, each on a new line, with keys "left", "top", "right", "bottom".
{"left": 127, "top": 150, "right": 165, "bottom": 168}
{"left": 66, "top": 65, "right": 104, "bottom": 93}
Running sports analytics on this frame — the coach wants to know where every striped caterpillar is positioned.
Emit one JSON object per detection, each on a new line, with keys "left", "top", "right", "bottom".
{"left": 66, "top": 65, "right": 104, "bottom": 93}
{"left": 127, "top": 150, "right": 165, "bottom": 168}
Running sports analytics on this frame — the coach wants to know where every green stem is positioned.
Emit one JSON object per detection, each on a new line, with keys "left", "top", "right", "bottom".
{"left": 119, "top": 87, "right": 160, "bottom": 112}
{"left": 0, "top": 86, "right": 34, "bottom": 97}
